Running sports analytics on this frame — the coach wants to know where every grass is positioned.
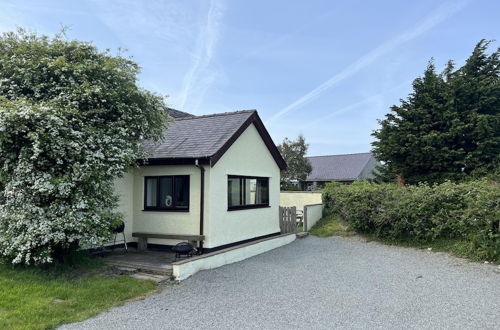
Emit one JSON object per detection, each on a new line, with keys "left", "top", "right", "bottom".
{"left": 309, "top": 214, "right": 356, "bottom": 237}
{"left": 308, "top": 215, "right": 492, "bottom": 263}
{"left": 364, "top": 234, "right": 470, "bottom": 255}
{"left": 0, "top": 254, "right": 157, "bottom": 330}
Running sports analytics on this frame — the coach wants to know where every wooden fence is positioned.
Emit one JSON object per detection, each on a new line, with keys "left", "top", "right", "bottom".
{"left": 279, "top": 206, "right": 297, "bottom": 234}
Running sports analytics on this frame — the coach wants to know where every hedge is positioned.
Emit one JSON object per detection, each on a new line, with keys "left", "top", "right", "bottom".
{"left": 322, "top": 180, "right": 500, "bottom": 262}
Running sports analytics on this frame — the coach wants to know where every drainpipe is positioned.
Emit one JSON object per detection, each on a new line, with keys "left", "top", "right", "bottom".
{"left": 195, "top": 159, "right": 205, "bottom": 254}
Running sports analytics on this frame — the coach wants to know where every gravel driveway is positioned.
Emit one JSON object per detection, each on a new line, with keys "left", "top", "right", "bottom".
{"left": 62, "top": 236, "right": 500, "bottom": 329}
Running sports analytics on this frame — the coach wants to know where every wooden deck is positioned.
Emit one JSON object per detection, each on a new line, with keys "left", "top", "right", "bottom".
{"left": 101, "top": 249, "right": 176, "bottom": 275}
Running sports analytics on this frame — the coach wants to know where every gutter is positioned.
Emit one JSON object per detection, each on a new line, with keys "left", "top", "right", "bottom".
{"left": 195, "top": 159, "right": 205, "bottom": 254}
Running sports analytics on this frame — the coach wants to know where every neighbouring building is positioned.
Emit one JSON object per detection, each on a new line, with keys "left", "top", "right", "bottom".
{"left": 304, "top": 152, "right": 380, "bottom": 190}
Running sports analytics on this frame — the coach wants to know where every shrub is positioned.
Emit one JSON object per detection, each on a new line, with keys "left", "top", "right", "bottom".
{"left": 281, "top": 184, "right": 301, "bottom": 191}
{"left": 0, "top": 30, "right": 167, "bottom": 265}
{"left": 322, "top": 180, "right": 500, "bottom": 261}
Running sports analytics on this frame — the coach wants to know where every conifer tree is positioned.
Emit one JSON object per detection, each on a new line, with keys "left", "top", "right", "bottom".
{"left": 372, "top": 40, "right": 499, "bottom": 184}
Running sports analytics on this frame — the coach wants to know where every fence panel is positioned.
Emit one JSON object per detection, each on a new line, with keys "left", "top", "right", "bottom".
{"left": 279, "top": 206, "right": 297, "bottom": 234}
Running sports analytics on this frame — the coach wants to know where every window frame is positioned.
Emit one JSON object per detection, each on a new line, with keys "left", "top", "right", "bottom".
{"left": 143, "top": 175, "right": 190, "bottom": 212}
{"left": 227, "top": 175, "right": 270, "bottom": 211}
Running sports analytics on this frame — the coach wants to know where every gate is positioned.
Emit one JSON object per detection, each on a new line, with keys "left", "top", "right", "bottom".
{"left": 279, "top": 206, "right": 297, "bottom": 234}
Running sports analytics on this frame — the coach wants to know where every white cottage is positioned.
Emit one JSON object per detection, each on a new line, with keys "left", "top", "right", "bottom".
{"left": 114, "top": 109, "right": 287, "bottom": 253}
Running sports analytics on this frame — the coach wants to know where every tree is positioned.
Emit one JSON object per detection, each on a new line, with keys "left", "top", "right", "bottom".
{"left": 277, "top": 135, "right": 312, "bottom": 187}
{"left": 372, "top": 40, "right": 500, "bottom": 184}
{"left": 0, "top": 29, "right": 168, "bottom": 264}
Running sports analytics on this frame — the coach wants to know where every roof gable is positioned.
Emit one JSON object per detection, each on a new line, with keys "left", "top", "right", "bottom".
{"left": 143, "top": 110, "right": 287, "bottom": 170}
{"left": 306, "top": 153, "right": 374, "bottom": 181}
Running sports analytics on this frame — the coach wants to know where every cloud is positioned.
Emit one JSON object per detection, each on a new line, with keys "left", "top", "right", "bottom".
{"left": 176, "top": 0, "right": 225, "bottom": 111}
{"left": 266, "top": 0, "right": 469, "bottom": 124}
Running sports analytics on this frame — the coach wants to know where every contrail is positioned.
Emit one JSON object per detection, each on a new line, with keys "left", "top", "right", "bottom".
{"left": 302, "top": 79, "right": 412, "bottom": 128}
{"left": 177, "top": 0, "right": 225, "bottom": 110}
{"left": 266, "top": 0, "right": 468, "bottom": 124}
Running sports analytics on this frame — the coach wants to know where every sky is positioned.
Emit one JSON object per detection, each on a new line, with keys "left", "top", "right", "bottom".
{"left": 0, "top": 0, "right": 498, "bottom": 156}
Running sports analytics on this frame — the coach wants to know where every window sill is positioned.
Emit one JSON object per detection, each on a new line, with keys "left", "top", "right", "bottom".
{"left": 227, "top": 205, "right": 270, "bottom": 211}
{"left": 142, "top": 209, "right": 190, "bottom": 212}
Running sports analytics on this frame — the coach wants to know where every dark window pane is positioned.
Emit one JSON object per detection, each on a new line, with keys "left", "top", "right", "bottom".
{"left": 256, "top": 179, "right": 269, "bottom": 204}
{"left": 145, "top": 178, "right": 157, "bottom": 207}
{"left": 159, "top": 177, "right": 173, "bottom": 208}
{"left": 144, "top": 175, "right": 190, "bottom": 210}
{"left": 228, "top": 177, "right": 241, "bottom": 207}
{"left": 174, "top": 176, "right": 189, "bottom": 208}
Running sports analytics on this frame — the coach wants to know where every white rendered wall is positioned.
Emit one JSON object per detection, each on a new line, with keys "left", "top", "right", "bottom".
{"left": 113, "top": 171, "right": 135, "bottom": 243}
{"left": 304, "top": 204, "right": 324, "bottom": 231}
{"left": 206, "top": 123, "right": 281, "bottom": 248}
{"left": 172, "top": 234, "right": 296, "bottom": 281}
{"left": 114, "top": 165, "right": 208, "bottom": 246}
{"left": 280, "top": 191, "right": 322, "bottom": 211}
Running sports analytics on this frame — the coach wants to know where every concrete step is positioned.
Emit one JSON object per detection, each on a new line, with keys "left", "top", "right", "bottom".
{"left": 296, "top": 232, "right": 309, "bottom": 239}
{"left": 131, "top": 272, "right": 170, "bottom": 283}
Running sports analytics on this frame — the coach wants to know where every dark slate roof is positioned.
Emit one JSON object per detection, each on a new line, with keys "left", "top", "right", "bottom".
{"left": 306, "top": 152, "right": 374, "bottom": 181}
{"left": 142, "top": 110, "right": 287, "bottom": 170}
{"left": 165, "top": 107, "right": 194, "bottom": 119}
{"left": 144, "top": 110, "right": 254, "bottom": 159}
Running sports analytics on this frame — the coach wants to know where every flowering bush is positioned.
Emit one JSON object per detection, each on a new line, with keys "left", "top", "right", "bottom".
{"left": 0, "top": 30, "right": 168, "bottom": 264}
{"left": 323, "top": 180, "right": 500, "bottom": 261}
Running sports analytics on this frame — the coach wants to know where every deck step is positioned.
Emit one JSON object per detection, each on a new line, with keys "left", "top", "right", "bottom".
{"left": 105, "top": 260, "right": 173, "bottom": 276}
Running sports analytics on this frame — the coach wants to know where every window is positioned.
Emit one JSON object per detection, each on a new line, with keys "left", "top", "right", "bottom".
{"left": 144, "top": 176, "right": 189, "bottom": 211}
{"left": 227, "top": 175, "right": 269, "bottom": 210}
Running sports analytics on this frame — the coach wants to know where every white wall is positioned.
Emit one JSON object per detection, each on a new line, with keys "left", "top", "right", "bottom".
{"left": 304, "top": 204, "right": 324, "bottom": 231}
{"left": 113, "top": 171, "right": 135, "bottom": 243}
{"left": 133, "top": 165, "right": 206, "bottom": 246}
{"left": 207, "top": 123, "right": 281, "bottom": 248}
{"left": 172, "top": 234, "right": 296, "bottom": 281}
{"left": 280, "top": 191, "right": 322, "bottom": 211}
{"left": 114, "top": 165, "right": 207, "bottom": 246}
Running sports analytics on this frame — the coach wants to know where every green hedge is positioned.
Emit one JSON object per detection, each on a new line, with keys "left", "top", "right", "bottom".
{"left": 323, "top": 180, "right": 500, "bottom": 262}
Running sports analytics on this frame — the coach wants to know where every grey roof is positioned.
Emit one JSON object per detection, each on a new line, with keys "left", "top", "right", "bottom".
{"left": 306, "top": 152, "right": 374, "bottom": 181}
{"left": 165, "top": 107, "right": 194, "bottom": 119}
{"left": 143, "top": 110, "right": 256, "bottom": 159}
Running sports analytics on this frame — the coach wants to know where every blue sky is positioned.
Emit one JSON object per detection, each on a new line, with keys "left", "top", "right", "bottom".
{"left": 1, "top": 0, "right": 498, "bottom": 156}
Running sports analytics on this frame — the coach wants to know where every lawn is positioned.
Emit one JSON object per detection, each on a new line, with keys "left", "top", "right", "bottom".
{"left": 0, "top": 256, "right": 157, "bottom": 330}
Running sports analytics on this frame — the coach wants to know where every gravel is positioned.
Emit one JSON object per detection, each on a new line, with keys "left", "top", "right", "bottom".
{"left": 61, "top": 236, "right": 500, "bottom": 330}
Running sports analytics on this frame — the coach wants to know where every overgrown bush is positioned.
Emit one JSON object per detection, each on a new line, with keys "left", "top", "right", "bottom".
{"left": 0, "top": 29, "right": 167, "bottom": 265}
{"left": 323, "top": 180, "right": 500, "bottom": 261}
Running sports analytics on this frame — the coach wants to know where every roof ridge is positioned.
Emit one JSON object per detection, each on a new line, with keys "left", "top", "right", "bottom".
{"left": 307, "top": 152, "right": 372, "bottom": 158}
{"left": 165, "top": 107, "right": 194, "bottom": 118}
{"left": 174, "top": 109, "right": 257, "bottom": 121}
